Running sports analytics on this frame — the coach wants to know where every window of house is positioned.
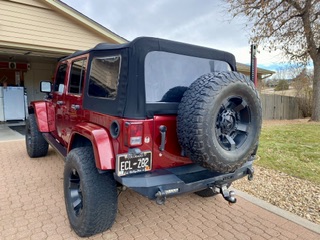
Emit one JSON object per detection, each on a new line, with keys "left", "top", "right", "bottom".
{"left": 54, "top": 64, "right": 67, "bottom": 93}
{"left": 68, "top": 59, "right": 87, "bottom": 95}
{"left": 88, "top": 55, "right": 121, "bottom": 99}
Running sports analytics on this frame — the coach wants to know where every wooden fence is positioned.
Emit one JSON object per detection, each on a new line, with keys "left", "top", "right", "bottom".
{"left": 260, "top": 94, "right": 304, "bottom": 120}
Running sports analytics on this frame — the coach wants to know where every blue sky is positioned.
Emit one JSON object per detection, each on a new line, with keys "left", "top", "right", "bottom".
{"left": 62, "top": 0, "right": 286, "bottom": 71}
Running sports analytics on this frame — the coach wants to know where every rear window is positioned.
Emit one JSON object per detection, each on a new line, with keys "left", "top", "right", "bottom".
{"left": 145, "top": 51, "right": 231, "bottom": 102}
{"left": 88, "top": 55, "right": 121, "bottom": 99}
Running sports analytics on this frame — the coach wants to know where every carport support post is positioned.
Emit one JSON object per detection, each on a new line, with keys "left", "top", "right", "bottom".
{"left": 250, "top": 44, "right": 258, "bottom": 87}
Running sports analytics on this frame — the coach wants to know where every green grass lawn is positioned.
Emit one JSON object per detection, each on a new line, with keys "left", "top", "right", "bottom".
{"left": 256, "top": 122, "right": 320, "bottom": 184}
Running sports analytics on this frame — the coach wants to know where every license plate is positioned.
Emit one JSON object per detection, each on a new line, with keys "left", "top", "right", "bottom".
{"left": 116, "top": 151, "right": 152, "bottom": 177}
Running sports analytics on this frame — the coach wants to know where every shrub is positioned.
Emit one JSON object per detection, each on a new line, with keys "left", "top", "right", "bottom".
{"left": 274, "top": 80, "right": 289, "bottom": 91}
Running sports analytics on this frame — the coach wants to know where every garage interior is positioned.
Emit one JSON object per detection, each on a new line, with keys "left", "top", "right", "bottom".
{"left": 0, "top": 50, "right": 60, "bottom": 122}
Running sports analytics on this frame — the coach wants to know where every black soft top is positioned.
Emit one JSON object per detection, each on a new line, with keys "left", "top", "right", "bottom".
{"left": 65, "top": 37, "right": 237, "bottom": 70}
{"left": 78, "top": 37, "right": 238, "bottom": 119}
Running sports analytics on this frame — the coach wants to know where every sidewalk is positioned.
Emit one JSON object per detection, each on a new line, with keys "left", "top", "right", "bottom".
{"left": 0, "top": 138, "right": 319, "bottom": 239}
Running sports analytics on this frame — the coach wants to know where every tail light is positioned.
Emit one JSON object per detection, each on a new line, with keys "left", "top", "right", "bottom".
{"left": 124, "top": 122, "right": 143, "bottom": 147}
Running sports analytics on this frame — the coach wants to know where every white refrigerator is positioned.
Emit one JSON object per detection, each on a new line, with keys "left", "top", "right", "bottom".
{"left": 3, "top": 86, "right": 25, "bottom": 121}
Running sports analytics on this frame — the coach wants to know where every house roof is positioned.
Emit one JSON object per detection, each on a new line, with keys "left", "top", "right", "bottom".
{"left": 43, "top": 0, "right": 128, "bottom": 44}
{"left": 236, "top": 62, "right": 275, "bottom": 76}
{"left": 0, "top": 0, "right": 128, "bottom": 60}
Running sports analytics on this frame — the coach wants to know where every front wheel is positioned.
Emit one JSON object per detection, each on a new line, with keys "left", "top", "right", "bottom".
{"left": 64, "top": 147, "right": 118, "bottom": 237}
{"left": 25, "top": 114, "right": 48, "bottom": 158}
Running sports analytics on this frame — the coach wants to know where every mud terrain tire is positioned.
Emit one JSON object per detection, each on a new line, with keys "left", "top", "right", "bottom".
{"left": 64, "top": 147, "right": 118, "bottom": 237}
{"left": 26, "top": 114, "right": 49, "bottom": 158}
{"left": 177, "top": 72, "right": 262, "bottom": 173}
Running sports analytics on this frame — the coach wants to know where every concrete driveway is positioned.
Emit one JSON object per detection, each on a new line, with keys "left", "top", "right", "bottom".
{"left": 0, "top": 138, "right": 319, "bottom": 240}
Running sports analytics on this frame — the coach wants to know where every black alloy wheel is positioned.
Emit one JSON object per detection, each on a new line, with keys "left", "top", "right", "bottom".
{"left": 215, "top": 97, "right": 250, "bottom": 151}
{"left": 67, "top": 168, "right": 83, "bottom": 217}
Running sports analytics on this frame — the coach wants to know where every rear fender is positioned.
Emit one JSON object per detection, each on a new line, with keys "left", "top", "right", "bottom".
{"left": 69, "top": 122, "right": 115, "bottom": 170}
{"left": 29, "top": 101, "right": 49, "bottom": 132}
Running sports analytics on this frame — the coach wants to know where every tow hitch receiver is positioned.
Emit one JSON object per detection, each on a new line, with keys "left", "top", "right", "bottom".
{"left": 220, "top": 185, "right": 237, "bottom": 204}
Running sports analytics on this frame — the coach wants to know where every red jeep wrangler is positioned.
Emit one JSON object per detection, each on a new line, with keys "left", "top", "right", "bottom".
{"left": 26, "top": 37, "right": 261, "bottom": 237}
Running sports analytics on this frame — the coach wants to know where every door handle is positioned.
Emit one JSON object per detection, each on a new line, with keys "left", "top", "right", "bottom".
{"left": 71, "top": 104, "right": 80, "bottom": 110}
{"left": 57, "top": 101, "right": 65, "bottom": 105}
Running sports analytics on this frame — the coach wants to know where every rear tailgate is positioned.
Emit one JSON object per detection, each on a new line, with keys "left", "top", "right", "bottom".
{"left": 152, "top": 115, "right": 192, "bottom": 169}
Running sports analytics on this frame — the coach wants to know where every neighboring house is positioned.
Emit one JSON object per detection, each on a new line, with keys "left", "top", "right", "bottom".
{"left": 236, "top": 62, "right": 275, "bottom": 84}
{"left": 0, "top": 0, "right": 126, "bottom": 121}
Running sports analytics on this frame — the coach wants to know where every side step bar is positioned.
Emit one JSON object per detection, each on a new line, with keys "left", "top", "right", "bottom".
{"left": 42, "top": 133, "right": 67, "bottom": 159}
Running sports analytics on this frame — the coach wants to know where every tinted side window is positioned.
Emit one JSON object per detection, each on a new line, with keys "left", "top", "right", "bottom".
{"left": 69, "top": 59, "right": 87, "bottom": 95}
{"left": 88, "top": 56, "right": 121, "bottom": 99}
{"left": 54, "top": 64, "right": 67, "bottom": 93}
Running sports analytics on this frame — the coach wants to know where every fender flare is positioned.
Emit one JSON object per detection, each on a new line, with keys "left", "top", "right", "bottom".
{"left": 29, "top": 101, "right": 49, "bottom": 132}
{"left": 69, "top": 122, "right": 115, "bottom": 170}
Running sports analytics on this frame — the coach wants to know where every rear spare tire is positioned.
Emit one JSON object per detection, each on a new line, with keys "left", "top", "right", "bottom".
{"left": 177, "top": 72, "right": 262, "bottom": 173}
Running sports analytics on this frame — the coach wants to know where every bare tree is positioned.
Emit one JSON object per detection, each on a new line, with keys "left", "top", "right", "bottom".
{"left": 226, "top": 0, "right": 320, "bottom": 121}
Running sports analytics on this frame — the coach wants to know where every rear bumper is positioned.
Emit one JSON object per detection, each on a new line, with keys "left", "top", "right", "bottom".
{"left": 114, "top": 161, "right": 253, "bottom": 200}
